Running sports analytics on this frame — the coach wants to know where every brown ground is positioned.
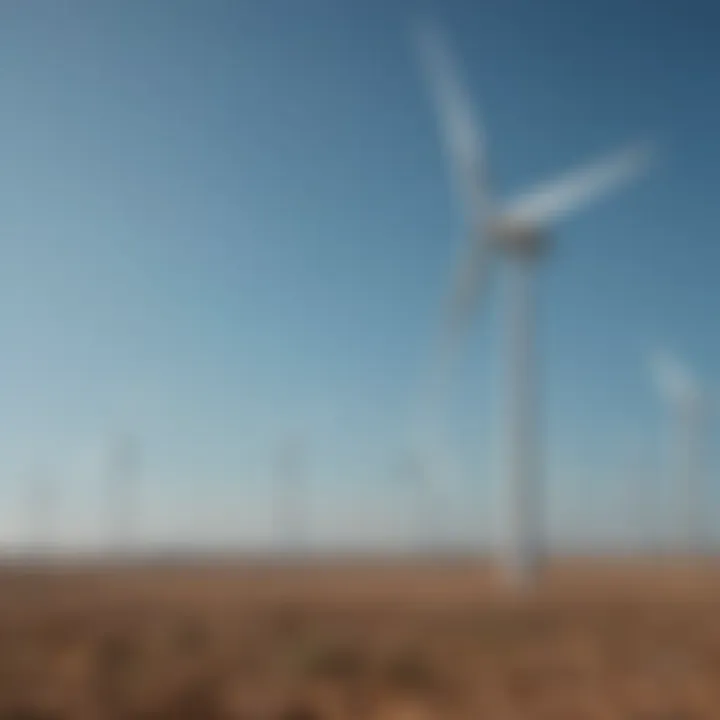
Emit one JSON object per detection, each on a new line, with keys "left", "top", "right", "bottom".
{"left": 0, "top": 556, "right": 719, "bottom": 719}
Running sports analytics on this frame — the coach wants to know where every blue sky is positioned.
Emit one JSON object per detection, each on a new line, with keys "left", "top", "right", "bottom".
{"left": 0, "top": 0, "right": 717, "bottom": 550}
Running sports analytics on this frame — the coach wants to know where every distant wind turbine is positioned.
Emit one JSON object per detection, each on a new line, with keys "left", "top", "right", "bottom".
{"left": 272, "top": 437, "right": 309, "bottom": 558}
{"left": 392, "top": 451, "right": 440, "bottom": 555}
{"left": 25, "top": 464, "right": 56, "bottom": 558}
{"left": 414, "top": 17, "right": 653, "bottom": 587}
{"left": 651, "top": 351, "right": 710, "bottom": 557}
{"left": 105, "top": 434, "right": 142, "bottom": 557}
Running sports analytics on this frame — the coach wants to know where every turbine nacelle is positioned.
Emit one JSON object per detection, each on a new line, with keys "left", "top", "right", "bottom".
{"left": 489, "top": 217, "right": 551, "bottom": 260}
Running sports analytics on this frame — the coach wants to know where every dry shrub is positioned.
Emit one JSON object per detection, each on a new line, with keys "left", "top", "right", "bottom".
{"left": 275, "top": 700, "right": 324, "bottom": 720}
{"left": 169, "top": 617, "right": 208, "bottom": 658}
{"left": 382, "top": 648, "right": 438, "bottom": 696}
{"left": 300, "top": 640, "right": 368, "bottom": 684}
{"left": 138, "top": 675, "right": 227, "bottom": 720}
{"left": 271, "top": 605, "right": 307, "bottom": 643}
{"left": 0, "top": 709, "right": 64, "bottom": 720}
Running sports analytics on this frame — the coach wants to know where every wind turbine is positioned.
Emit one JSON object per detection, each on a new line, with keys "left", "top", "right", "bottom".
{"left": 651, "top": 351, "right": 709, "bottom": 557}
{"left": 392, "top": 450, "right": 441, "bottom": 556}
{"left": 24, "top": 464, "right": 56, "bottom": 559}
{"left": 415, "top": 18, "right": 653, "bottom": 587}
{"left": 272, "top": 436, "right": 309, "bottom": 559}
{"left": 105, "top": 433, "right": 142, "bottom": 558}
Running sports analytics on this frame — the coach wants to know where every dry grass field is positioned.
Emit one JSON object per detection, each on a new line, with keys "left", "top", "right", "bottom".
{"left": 0, "top": 556, "right": 719, "bottom": 719}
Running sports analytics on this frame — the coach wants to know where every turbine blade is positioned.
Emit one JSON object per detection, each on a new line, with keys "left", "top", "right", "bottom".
{"left": 651, "top": 350, "right": 699, "bottom": 406}
{"left": 414, "top": 16, "right": 493, "bottom": 226}
{"left": 414, "top": 17, "right": 496, "bottom": 388}
{"left": 499, "top": 141, "right": 654, "bottom": 228}
{"left": 415, "top": 231, "right": 494, "bottom": 442}
{"left": 445, "top": 230, "right": 493, "bottom": 338}
{"left": 411, "top": 17, "right": 497, "bottom": 467}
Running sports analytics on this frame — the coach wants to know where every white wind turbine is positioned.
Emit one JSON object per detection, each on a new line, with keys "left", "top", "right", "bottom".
{"left": 272, "top": 436, "right": 309, "bottom": 558}
{"left": 651, "top": 351, "right": 709, "bottom": 557}
{"left": 105, "top": 433, "right": 142, "bottom": 557}
{"left": 392, "top": 450, "right": 443, "bottom": 555}
{"left": 24, "top": 464, "right": 56, "bottom": 559}
{"left": 415, "top": 18, "right": 653, "bottom": 587}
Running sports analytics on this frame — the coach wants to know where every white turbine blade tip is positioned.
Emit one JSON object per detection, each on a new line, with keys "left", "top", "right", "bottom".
{"left": 500, "top": 139, "right": 655, "bottom": 229}
{"left": 651, "top": 350, "right": 698, "bottom": 405}
{"left": 413, "top": 16, "right": 485, "bottom": 169}
{"left": 413, "top": 14, "right": 444, "bottom": 53}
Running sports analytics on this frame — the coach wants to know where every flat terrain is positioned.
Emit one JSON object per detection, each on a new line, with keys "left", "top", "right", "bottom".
{"left": 0, "top": 556, "right": 719, "bottom": 719}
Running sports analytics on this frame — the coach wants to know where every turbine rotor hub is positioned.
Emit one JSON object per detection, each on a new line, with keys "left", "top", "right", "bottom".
{"left": 490, "top": 219, "right": 550, "bottom": 259}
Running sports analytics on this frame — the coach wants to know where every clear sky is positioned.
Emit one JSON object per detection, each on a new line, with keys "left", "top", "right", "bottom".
{"left": 0, "top": 0, "right": 717, "bottom": 551}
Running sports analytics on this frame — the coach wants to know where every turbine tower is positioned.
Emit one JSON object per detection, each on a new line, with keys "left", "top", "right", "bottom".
{"left": 651, "top": 351, "right": 708, "bottom": 557}
{"left": 105, "top": 433, "right": 142, "bottom": 557}
{"left": 415, "top": 18, "right": 653, "bottom": 587}
{"left": 393, "top": 451, "right": 439, "bottom": 555}
{"left": 25, "top": 465, "right": 56, "bottom": 559}
{"left": 272, "top": 437, "right": 309, "bottom": 558}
